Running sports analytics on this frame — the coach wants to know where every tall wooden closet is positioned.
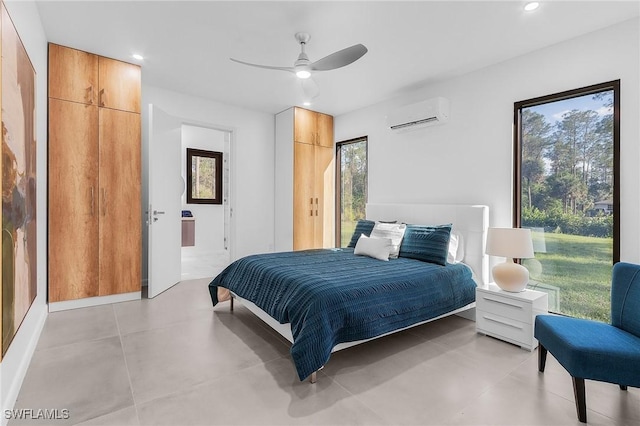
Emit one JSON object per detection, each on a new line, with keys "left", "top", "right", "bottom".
{"left": 48, "top": 43, "right": 141, "bottom": 305}
{"left": 275, "top": 107, "right": 334, "bottom": 251}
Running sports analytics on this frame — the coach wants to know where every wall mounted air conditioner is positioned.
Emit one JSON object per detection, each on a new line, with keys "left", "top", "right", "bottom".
{"left": 386, "top": 97, "right": 450, "bottom": 132}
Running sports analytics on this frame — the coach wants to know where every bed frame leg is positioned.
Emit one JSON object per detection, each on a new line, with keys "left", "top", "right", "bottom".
{"left": 230, "top": 296, "right": 234, "bottom": 312}
{"left": 309, "top": 371, "right": 317, "bottom": 384}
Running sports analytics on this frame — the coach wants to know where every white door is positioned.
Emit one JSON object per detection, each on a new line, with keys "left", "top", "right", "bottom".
{"left": 148, "top": 105, "right": 182, "bottom": 298}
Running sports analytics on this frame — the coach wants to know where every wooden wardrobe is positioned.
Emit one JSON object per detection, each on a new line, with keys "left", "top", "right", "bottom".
{"left": 48, "top": 43, "right": 141, "bottom": 306}
{"left": 275, "top": 107, "right": 334, "bottom": 251}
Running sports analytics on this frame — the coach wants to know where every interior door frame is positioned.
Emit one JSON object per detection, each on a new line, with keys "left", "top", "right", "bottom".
{"left": 144, "top": 109, "right": 236, "bottom": 292}
{"left": 181, "top": 122, "right": 234, "bottom": 255}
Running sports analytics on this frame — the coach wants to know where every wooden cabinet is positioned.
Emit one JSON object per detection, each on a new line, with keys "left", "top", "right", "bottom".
{"left": 293, "top": 107, "right": 333, "bottom": 148}
{"left": 48, "top": 43, "right": 141, "bottom": 305}
{"left": 276, "top": 107, "right": 334, "bottom": 251}
{"left": 48, "top": 43, "right": 141, "bottom": 113}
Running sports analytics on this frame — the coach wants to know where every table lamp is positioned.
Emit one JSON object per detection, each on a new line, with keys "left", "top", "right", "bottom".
{"left": 485, "top": 227, "right": 535, "bottom": 292}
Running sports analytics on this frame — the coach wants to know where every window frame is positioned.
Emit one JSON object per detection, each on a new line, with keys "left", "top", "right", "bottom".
{"left": 335, "top": 136, "right": 368, "bottom": 247}
{"left": 513, "top": 79, "right": 620, "bottom": 263}
{"left": 186, "top": 148, "right": 223, "bottom": 205}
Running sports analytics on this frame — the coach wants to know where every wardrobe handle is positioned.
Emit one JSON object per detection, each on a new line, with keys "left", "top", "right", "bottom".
{"left": 90, "top": 187, "right": 95, "bottom": 215}
{"left": 99, "top": 88, "right": 105, "bottom": 107}
{"left": 87, "top": 86, "right": 94, "bottom": 104}
{"left": 101, "top": 188, "right": 107, "bottom": 216}
{"left": 310, "top": 198, "right": 313, "bottom": 216}
{"left": 315, "top": 197, "right": 318, "bottom": 216}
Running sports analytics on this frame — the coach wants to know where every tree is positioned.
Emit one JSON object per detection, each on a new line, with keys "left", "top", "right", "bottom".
{"left": 521, "top": 110, "right": 551, "bottom": 209}
{"left": 340, "top": 141, "right": 367, "bottom": 221}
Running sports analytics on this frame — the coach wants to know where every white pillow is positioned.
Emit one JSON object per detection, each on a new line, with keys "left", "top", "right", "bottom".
{"left": 447, "top": 229, "right": 465, "bottom": 263}
{"left": 354, "top": 235, "right": 393, "bottom": 261}
{"left": 370, "top": 222, "right": 406, "bottom": 258}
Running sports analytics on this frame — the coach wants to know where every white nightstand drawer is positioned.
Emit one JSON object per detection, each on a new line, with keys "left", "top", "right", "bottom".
{"left": 476, "top": 291, "right": 532, "bottom": 323}
{"left": 476, "top": 311, "right": 534, "bottom": 348}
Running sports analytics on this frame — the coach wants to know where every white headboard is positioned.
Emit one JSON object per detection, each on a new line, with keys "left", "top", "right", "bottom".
{"left": 366, "top": 203, "right": 489, "bottom": 285}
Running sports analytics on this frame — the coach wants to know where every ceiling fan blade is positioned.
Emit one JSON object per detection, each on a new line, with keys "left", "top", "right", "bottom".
{"left": 301, "top": 77, "right": 320, "bottom": 100}
{"left": 230, "top": 58, "right": 294, "bottom": 72}
{"left": 310, "top": 44, "right": 368, "bottom": 71}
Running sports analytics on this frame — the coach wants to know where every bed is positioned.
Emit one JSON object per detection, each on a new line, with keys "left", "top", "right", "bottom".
{"left": 209, "top": 203, "right": 489, "bottom": 382}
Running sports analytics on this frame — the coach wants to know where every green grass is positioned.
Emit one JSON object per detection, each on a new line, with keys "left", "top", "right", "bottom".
{"left": 340, "top": 220, "right": 357, "bottom": 247}
{"left": 523, "top": 232, "right": 612, "bottom": 322}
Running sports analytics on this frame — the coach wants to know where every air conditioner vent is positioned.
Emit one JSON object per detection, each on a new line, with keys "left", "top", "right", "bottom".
{"left": 386, "top": 97, "right": 449, "bottom": 132}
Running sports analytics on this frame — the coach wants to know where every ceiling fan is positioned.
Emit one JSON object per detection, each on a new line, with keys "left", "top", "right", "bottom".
{"left": 230, "top": 33, "right": 367, "bottom": 100}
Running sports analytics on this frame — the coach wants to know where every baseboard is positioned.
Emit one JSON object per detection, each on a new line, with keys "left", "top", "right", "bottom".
{"left": 48, "top": 292, "right": 141, "bottom": 312}
{"left": 1, "top": 303, "right": 47, "bottom": 425}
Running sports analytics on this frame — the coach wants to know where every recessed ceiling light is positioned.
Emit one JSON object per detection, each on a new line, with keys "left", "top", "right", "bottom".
{"left": 303, "top": 101, "right": 311, "bottom": 106}
{"left": 132, "top": 54, "right": 144, "bottom": 61}
{"left": 524, "top": 2, "right": 540, "bottom": 12}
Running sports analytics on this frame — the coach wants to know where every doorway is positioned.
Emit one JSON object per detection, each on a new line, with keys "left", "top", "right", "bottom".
{"left": 180, "top": 124, "right": 231, "bottom": 280}
{"left": 146, "top": 104, "right": 234, "bottom": 298}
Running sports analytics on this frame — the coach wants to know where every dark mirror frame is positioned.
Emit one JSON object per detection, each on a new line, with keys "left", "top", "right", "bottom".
{"left": 186, "top": 148, "right": 223, "bottom": 205}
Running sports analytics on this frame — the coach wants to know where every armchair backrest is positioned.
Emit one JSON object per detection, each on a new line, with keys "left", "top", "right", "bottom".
{"left": 611, "top": 262, "right": 640, "bottom": 338}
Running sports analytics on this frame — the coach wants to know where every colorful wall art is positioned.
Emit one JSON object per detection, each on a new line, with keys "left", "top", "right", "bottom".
{"left": 1, "top": 1, "right": 37, "bottom": 358}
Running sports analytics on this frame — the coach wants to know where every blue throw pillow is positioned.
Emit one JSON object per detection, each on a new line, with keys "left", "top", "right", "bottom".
{"left": 347, "top": 219, "right": 376, "bottom": 248}
{"left": 399, "top": 224, "right": 452, "bottom": 266}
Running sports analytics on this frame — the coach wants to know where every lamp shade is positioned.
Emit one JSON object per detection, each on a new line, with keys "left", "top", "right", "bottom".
{"left": 486, "top": 228, "right": 534, "bottom": 259}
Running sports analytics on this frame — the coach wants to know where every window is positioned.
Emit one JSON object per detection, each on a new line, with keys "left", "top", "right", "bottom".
{"left": 336, "top": 137, "right": 368, "bottom": 247}
{"left": 186, "top": 148, "right": 223, "bottom": 204}
{"left": 514, "top": 80, "right": 619, "bottom": 321}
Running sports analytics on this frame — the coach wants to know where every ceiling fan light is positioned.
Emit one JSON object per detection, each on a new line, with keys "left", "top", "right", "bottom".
{"left": 524, "top": 2, "right": 539, "bottom": 12}
{"left": 296, "top": 69, "right": 311, "bottom": 79}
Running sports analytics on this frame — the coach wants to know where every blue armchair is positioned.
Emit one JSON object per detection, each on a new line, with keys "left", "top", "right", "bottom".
{"left": 534, "top": 261, "right": 640, "bottom": 423}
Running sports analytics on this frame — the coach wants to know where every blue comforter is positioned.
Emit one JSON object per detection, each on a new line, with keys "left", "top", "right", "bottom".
{"left": 209, "top": 248, "right": 476, "bottom": 380}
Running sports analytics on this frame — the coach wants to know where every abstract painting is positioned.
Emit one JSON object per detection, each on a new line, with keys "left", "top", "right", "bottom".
{"left": 1, "top": 1, "right": 37, "bottom": 358}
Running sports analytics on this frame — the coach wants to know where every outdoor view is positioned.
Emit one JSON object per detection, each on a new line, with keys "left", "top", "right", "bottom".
{"left": 519, "top": 88, "right": 616, "bottom": 322}
{"left": 337, "top": 139, "right": 368, "bottom": 247}
{"left": 192, "top": 156, "right": 217, "bottom": 199}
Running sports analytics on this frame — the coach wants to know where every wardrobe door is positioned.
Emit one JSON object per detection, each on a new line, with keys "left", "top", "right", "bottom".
{"left": 48, "top": 43, "right": 98, "bottom": 105}
{"left": 315, "top": 113, "right": 334, "bottom": 148}
{"left": 293, "top": 107, "right": 317, "bottom": 145}
{"left": 98, "top": 108, "right": 141, "bottom": 295}
{"left": 48, "top": 99, "right": 99, "bottom": 302}
{"left": 98, "top": 57, "right": 141, "bottom": 113}
{"left": 293, "top": 142, "right": 316, "bottom": 250}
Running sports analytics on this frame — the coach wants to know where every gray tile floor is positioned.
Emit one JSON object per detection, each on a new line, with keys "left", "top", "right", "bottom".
{"left": 11, "top": 278, "right": 639, "bottom": 425}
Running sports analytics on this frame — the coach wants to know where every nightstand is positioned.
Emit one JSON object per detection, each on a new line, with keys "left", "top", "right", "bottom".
{"left": 476, "top": 283, "right": 548, "bottom": 351}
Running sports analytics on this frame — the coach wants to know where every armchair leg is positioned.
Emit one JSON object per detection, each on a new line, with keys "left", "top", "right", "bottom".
{"left": 572, "top": 377, "right": 587, "bottom": 423}
{"left": 538, "top": 344, "right": 547, "bottom": 372}
{"left": 620, "top": 385, "right": 627, "bottom": 391}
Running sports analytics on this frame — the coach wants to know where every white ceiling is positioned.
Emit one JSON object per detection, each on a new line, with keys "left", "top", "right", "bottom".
{"left": 35, "top": 1, "right": 639, "bottom": 116}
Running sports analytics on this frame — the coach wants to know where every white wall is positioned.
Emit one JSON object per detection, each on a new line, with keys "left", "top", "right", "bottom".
{"left": 141, "top": 85, "right": 275, "bottom": 283}
{"left": 181, "top": 124, "right": 226, "bottom": 253}
{"left": 335, "top": 18, "right": 640, "bottom": 264}
{"left": 1, "top": 0, "right": 48, "bottom": 420}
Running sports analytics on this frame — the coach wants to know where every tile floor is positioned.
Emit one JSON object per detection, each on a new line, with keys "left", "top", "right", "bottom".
{"left": 11, "top": 278, "right": 639, "bottom": 425}
{"left": 181, "top": 249, "right": 230, "bottom": 280}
